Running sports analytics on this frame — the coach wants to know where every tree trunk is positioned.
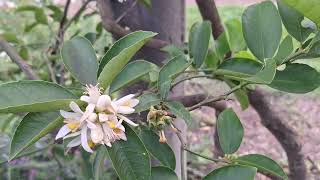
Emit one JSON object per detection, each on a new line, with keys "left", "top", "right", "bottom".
{"left": 97, "top": 0, "right": 187, "bottom": 178}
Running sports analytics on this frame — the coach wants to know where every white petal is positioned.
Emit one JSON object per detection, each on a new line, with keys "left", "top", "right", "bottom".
{"left": 118, "top": 132, "right": 127, "bottom": 141}
{"left": 60, "top": 110, "right": 81, "bottom": 120}
{"left": 63, "top": 131, "right": 81, "bottom": 139}
{"left": 86, "top": 121, "right": 97, "bottom": 129}
{"left": 130, "top": 99, "right": 139, "bottom": 107}
{"left": 105, "top": 142, "right": 112, "bottom": 147}
{"left": 117, "top": 106, "right": 135, "bottom": 114}
{"left": 91, "top": 125, "right": 104, "bottom": 144}
{"left": 119, "top": 115, "right": 138, "bottom": 127}
{"left": 81, "top": 126, "right": 93, "bottom": 153}
{"left": 70, "top": 101, "right": 83, "bottom": 113}
{"left": 114, "top": 94, "right": 135, "bottom": 106}
{"left": 86, "top": 104, "right": 95, "bottom": 113}
{"left": 96, "top": 95, "right": 112, "bottom": 111}
{"left": 98, "top": 113, "right": 109, "bottom": 122}
{"left": 116, "top": 124, "right": 125, "bottom": 132}
{"left": 67, "top": 137, "right": 81, "bottom": 147}
{"left": 80, "top": 95, "right": 90, "bottom": 103}
{"left": 55, "top": 125, "right": 71, "bottom": 140}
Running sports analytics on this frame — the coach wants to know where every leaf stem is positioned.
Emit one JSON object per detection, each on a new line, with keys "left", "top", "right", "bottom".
{"left": 184, "top": 148, "right": 229, "bottom": 164}
{"left": 171, "top": 74, "right": 212, "bottom": 90}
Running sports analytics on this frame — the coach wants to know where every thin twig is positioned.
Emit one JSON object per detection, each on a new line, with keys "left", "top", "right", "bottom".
{"left": 42, "top": 52, "right": 57, "bottom": 83}
{"left": 175, "top": 129, "right": 187, "bottom": 180}
{"left": 187, "top": 83, "right": 249, "bottom": 111}
{"left": 115, "top": 0, "right": 138, "bottom": 23}
{"left": 171, "top": 75, "right": 212, "bottom": 90}
{"left": 0, "top": 37, "right": 39, "bottom": 80}
{"left": 184, "top": 148, "right": 228, "bottom": 163}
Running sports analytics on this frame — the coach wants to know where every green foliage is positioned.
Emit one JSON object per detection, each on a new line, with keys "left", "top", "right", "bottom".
{"left": 189, "top": 21, "right": 212, "bottom": 68}
{"left": 242, "top": 1, "right": 282, "bottom": 61}
{"left": 134, "top": 93, "right": 161, "bottom": 113}
{"left": 93, "top": 146, "right": 108, "bottom": 180}
{"left": 10, "top": 112, "right": 62, "bottom": 160}
{"left": 0, "top": 81, "right": 78, "bottom": 113}
{"left": 106, "top": 125, "right": 151, "bottom": 180}
{"left": 203, "top": 165, "right": 257, "bottom": 180}
{"left": 234, "top": 154, "right": 288, "bottom": 179}
{"left": 274, "top": 36, "right": 294, "bottom": 65}
{"left": 139, "top": 129, "right": 176, "bottom": 169}
{"left": 217, "top": 108, "right": 243, "bottom": 154}
{"left": 164, "top": 101, "right": 193, "bottom": 127}
{"left": 61, "top": 36, "right": 98, "bottom": 85}
{"left": 110, "top": 60, "right": 158, "bottom": 93}
{"left": 98, "top": 31, "right": 157, "bottom": 89}
{"left": 151, "top": 166, "right": 178, "bottom": 180}
{"left": 225, "top": 18, "right": 246, "bottom": 52}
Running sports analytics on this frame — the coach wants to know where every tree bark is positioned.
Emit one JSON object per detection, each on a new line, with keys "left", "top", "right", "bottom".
{"left": 97, "top": 0, "right": 187, "bottom": 178}
{"left": 249, "top": 89, "right": 307, "bottom": 180}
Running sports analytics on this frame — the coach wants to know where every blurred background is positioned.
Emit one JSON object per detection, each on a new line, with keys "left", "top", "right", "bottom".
{"left": 0, "top": 0, "right": 319, "bottom": 179}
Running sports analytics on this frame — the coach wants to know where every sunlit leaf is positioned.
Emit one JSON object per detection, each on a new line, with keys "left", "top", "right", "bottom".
{"left": 203, "top": 165, "right": 257, "bottom": 180}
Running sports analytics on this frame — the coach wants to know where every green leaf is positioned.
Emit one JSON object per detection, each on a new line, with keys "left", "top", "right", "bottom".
{"left": 234, "top": 154, "right": 288, "bottom": 179}
{"left": 107, "top": 124, "right": 150, "bottom": 180}
{"left": 244, "top": 58, "right": 276, "bottom": 84}
{"left": 134, "top": 93, "right": 161, "bottom": 113}
{"left": 269, "top": 63, "right": 320, "bottom": 93}
{"left": 161, "top": 45, "right": 185, "bottom": 58}
{"left": 47, "top": 5, "right": 62, "bottom": 22}
{"left": 158, "top": 55, "right": 190, "bottom": 99}
{"left": 151, "top": 166, "right": 178, "bottom": 180}
{"left": 93, "top": 146, "right": 107, "bottom": 180}
{"left": 217, "top": 108, "right": 243, "bottom": 154}
{"left": 164, "top": 101, "right": 192, "bottom": 126}
{"left": 216, "top": 58, "right": 263, "bottom": 78}
{"left": 138, "top": 0, "right": 152, "bottom": 8}
{"left": 84, "top": 32, "right": 98, "bottom": 44}
{"left": 1, "top": 32, "right": 20, "bottom": 43}
{"left": 24, "top": 22, "right": 39, "bottom": 33}
{"left": 203, "top": 165, "right": 257, "bottom": 180}
{"left": 189, "top": 21, "right": 212, "bottom": 68}
{"left": 242, "top": 1, "right": 282, "bottom": 61}
{"left": 226, "top": 80, "right": 249, "bottom": 110}
{"left": 98, "top": 31, "right": 157, "bottom": 89}
{"left": 274, "top": 36, "right": 294, "bottom": 65}
{"left": 139, "top": 129, "right": 176, "bottom": 169}
{"left": 35, "top": 9, "right": 48, "bottom": 24}
{"left": 10, "top": 112, "right": 62, "bottom": 160}
{"left": 0, "top": 81, "right": 78, "bottom": 113}
{"left": 225, "top": 18, "right": 246, "bottom": 52}
{"left": 215, "top": 32, "right": 230, "bottom": 60}
{"left": 110, "top": 60, "right": 157, "bottom": 93}
{"left": 61, "top": 36, "right": 98, "bottom": 85}
{"left": 204, "top": 50, "right": 220, "bottom": 70}
{"left": 277, "top": 0, "right": 313, "bottom": 42}
{"left": 282, "top": 0, "right": 320, "bottom": 27}
{"left": 19, "top": 46, "right": 29, "bottom": 60}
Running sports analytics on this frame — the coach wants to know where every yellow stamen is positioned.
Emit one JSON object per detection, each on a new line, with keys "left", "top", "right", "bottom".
{"left": 88, "top": 140, "right": 95, "bottom": 148}
{"left": 107, "top": 121, "right": 116, "bottom": 129}
{"left": 159, "top": 130, "right": 167, "bottom": 143}
{"left": 113, "top": 128, "right": 122, "bottom": 134}
{"left": 67, "top": 122, "right": 79, "bottom": 130}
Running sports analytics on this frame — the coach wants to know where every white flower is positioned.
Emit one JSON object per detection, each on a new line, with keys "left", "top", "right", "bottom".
{"left": 80, "top": 84, "right": 102, "bottom": 105}
{"left": 96, "top": 95, "right": 116, "bottom": 114}
{"left": 113, "top": 94, "right": 139, "bottom": 114}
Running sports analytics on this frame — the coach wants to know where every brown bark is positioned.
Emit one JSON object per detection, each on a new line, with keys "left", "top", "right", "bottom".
{"left": 249, "top": 89, "right": 307, "bottom": 180}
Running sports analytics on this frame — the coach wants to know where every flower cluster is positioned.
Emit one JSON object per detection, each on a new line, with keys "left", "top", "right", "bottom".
{"left": 55, "top": 84, "right": 139, "bottom": 153}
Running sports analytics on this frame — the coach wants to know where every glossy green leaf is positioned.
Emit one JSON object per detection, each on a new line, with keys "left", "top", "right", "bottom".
{"left": 225, "top": 18, "right": 246, "bottom": 52}
{"left": 158, "top": 55, "right": 189, "bottom": 99}
{"left": 151, "top": 166, "right": 178, "bottom": 180}
{"left": 226, "top": 80, "right": 249, "bottom": 110}
{"left": 0, "top": 81, "right": 78, "bottom": 113}
{"left": 274, "top": 36, "right": 293, "bottom": 65}
{"left": 61, "top": 36, "right": 98, "bottom": 85}
{"left": 242, "top": 1, "right": 282, "bottom": 61}
{"left": 107, "top": 125, "right": 150, "bottom": 180}
{"left": 282, "top": 0, "right": 320, "bottom": 27}
{"left": 215, "top": 32, "right": 230, "bottom": 60}
{"left": 84, "top": 32, "right": 98, "bottom": 44}
{"left": 47, "top": 5, "right": 62, "bottom": 22}
{"left": 134, "top": 93, "right": 161, "bottom": 113}
{"left": 235, "top": 154, "right": 288, "bottom": 179}
{"left": 204, "top": 50, "right": 220, "bottom": 70}
{"left": 269, "top": 63, "right": 320, "bottom": 93}
{"left": 164, "top": 101, "right": 192, "bottom": 126}
{"left": 245, "top": 58, "right": 277, "bottom": 84}
{"left": 110, "top": 60, "right": 157, "bottom": 93}
{"left": 161, "top": 45, "right": 185, "bottom": 58}
{"left": 277, "top": 0, "right": 313, "bottom": 42}
{"left": 98, "top": 31, "right": 156, "bottom": 89}
{"left": 203, "top": 165, "right": 257, "bottom": 180}
{"left": 35, "top": 9, "right": 48, "bottom": 24}
{"left": 139, "top": 129, "right": 175, "bottom": 169}
{"left": 189, "top": 21, "right": 212, "bottom": 68}
{"left": 10, "top": 112, "right": 62, "bottom": 160}
{"left": 216, "top": 58, "right": 263, "bottom": 78}
{"left": 217, "top": 108, "right": 243, "bottom": 154}
{"left": 93, "top": 146, "right": 107, "bottom": 180}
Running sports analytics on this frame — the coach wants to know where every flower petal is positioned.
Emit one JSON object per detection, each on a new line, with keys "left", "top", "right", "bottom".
{"left": 114, "top": 94, "right": 135, "bottom": 106}
{"left": 70, "top": 101, "right": 83, "bottom": 113}
{"left": 60, "top": 110, "right": 82, "bottom": 120}
{"left": 130, "top": 99, "right": 139, "bottom": 107}
{"left": 80, "top": 95, "right": 90, "bottom": 103}
{"left": 86, "top": 104, "right": 95, "bottom": 113}
{"left": 96, "top": 95, "right": 112, "bottom": 111}
{"left": 98, "top": 113, "right": 109, "bottom": 122}
{"left": 67, "top": 136, "right": 81, "bottom": 147}
{"left": 81, "top": 126, "right": 93, "bottom": 153}
{"left": 117, "top": 106, "right": 135, "bottom": 114}
{"left": 55, "top": 125, "right": 71, "bottom": 140}
{"left": 91, "top": 125, "right": 104, "bottom": 144}
{"left": 63, "top": 131, "right": 81, "bottom": 139}
{"left": 118, "top": 132, "right": 127, "bottom": 141}
{"left": 119, "top": 115, "right": 138, "bottom": 127}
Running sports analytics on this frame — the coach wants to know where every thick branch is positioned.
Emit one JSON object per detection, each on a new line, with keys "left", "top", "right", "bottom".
{"left": 249, "top": 89, "right": 307, "bottom": 180}
{"left": 0, "top": 37, "right": 39, "bottom": 80}
{"left": 195, "top": 0, "right": 224, "bottom": 39}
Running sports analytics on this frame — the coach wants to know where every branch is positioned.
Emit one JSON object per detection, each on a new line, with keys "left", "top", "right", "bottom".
{"left": 195, "top": 0, "right": 224, "bottom": 39}
{"left": 0, "top": 37, "right": 39, "bottom": 80}
{"left": 184, "top": 148, "right": 228, "bottom": 163}
{"left": 171, "top": 75, "right": 212, "bottom": 90}
{"left": 96, "top": 0, "right": 169, "bottom": 49}
{"left": 115, "top": 0, "right": 138, "bottom": 23}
